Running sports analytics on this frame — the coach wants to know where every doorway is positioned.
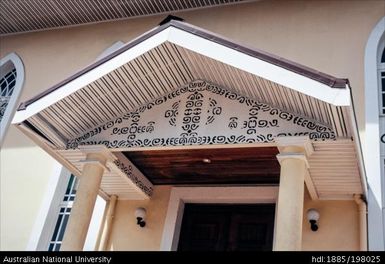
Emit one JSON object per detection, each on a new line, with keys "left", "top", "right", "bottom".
{"left": 178, "top": 204, "right": 275, "bottom": 251}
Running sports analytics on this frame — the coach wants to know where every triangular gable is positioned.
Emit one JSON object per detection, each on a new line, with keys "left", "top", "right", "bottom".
{"left": 13, "top": 20, "right": 350, "bottom": 126}
{"left": 67, "top": 80, "right": 335, "bottom": 149}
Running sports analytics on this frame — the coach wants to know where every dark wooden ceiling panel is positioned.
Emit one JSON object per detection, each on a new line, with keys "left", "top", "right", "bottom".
{"left": 123, "top": 147, "right": 280, "bottom": 185}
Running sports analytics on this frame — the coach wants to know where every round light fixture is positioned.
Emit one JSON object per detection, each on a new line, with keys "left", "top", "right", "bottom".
{"left": 202, "top": 158, "right": 211, "bottom": 164}
{"left": 135, "top": 207, "right": 146, "bottom": 228}
{"left": 306, "top": 208, "right": 320, "bottom": 232}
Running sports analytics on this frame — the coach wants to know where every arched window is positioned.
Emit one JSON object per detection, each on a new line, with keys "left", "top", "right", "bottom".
{"left": 0, "top": 53, "right": 24, "bottom": 145}
{"left": 0, "top": 68, "right": 17, "bottom": 120}
{"left": 365, "top": 16, "right": 385, "bottom": 250}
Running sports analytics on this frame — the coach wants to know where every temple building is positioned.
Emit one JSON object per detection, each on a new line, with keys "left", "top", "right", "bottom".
{"left": 1, "top": 0, "right": 384, "bottom": 251}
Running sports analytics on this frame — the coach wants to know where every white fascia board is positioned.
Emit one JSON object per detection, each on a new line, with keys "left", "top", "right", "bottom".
{"left": 12, "top": 28, "right": 171, "bottom": 124}
{"left": 333, "top": 85, "right": 351, "bottom": 106}
{"left": 167, "top": 27, "right": 350, "bottom": 107}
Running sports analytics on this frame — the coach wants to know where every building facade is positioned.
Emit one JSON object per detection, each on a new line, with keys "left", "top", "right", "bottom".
{"left": 0, "top": 0, "right": 384, "bottom": 251}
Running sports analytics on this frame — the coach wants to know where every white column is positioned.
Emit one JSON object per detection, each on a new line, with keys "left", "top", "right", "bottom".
{"left": 61, "top": 146, "right": 113, "bottom": 251}
{"left": 273, "top": 137, "right": 313, "bottom": 251}
{"left": 95, "top": 195, "right": 118, "bottom": 251}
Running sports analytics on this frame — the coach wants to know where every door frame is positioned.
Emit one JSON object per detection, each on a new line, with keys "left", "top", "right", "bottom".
{"left": 160, "top": 186, "right": 279, "bottom": 251}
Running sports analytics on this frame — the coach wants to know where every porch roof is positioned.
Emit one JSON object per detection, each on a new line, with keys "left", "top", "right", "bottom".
{"left": 11, "top": 19, "right": 366, "bottom": 201}
{"left": 13, "top": 20, "right": 352, "bottom": 141}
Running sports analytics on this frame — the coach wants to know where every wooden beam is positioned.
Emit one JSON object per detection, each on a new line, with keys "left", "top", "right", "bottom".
{"left": 305, "top": 170, "right": 319, "bottom": 200}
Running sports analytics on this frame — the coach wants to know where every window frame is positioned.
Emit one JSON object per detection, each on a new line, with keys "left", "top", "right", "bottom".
{"left": 378, "top": 62, "right": 385, "bottom": 116}
{"left": 0, "top": 53, "right": 24, "bottom": 146}
{"left": 48, "top": 174, "right": 79, "bottom": 251}
{"left": 378, "top": 40, "right": 385, "bottom": 116}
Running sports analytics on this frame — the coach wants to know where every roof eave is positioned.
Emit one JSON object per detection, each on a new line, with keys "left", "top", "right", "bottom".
{"left": 12, "top": 20, "right": 350, "bottom": 125}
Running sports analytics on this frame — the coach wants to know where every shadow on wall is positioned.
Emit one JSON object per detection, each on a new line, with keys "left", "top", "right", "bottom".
{"left": 2, "top": 125, "right": 37, "bottom": 148}
{"left": 368, "top": 187, "right": 385, "bottom": 250}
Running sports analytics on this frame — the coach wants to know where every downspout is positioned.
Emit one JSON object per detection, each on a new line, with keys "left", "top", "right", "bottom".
{"left": 354, "top": 194, "right": 368, "bottom": 251}
{"left": 347, "top": 84, "right": 368, "bottom": 251}
{"left": 94, "top": 195, "right": 118, "bottom": 251}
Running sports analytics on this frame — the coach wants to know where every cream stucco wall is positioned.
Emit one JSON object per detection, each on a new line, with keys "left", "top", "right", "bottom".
{"left": 106, "top": 186, "right": 171, "bottom": 251}
{"left": 0, "top": 144, "right": 57, "bottom": 250}
{"left": 302, "top": 191, "right": 360, "bottom": 251}
{"left": 0, "top": 0, "right": 380, "bottom": 250}
{"left": 105, "top": 186, "right": 359, "bottom": 251}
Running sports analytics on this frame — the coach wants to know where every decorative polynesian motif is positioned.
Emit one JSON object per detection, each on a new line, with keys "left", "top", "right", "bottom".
{"left": 206, "top": 98, "right": 222, "bottom": 125}
{"left": 164, "top": 101, "right": 180, "bottom": 127}
{"left": 113, "top": 158, "right": 153, "bottom": 197}
{"left": 67, "top": 80, "right": 335, "bottom": 149}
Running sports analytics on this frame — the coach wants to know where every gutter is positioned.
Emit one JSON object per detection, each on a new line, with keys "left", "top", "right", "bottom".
{"left": 355, "top": 194, "right": 368, "bottom": 251}
{"left": 349, "top": 85, "right": 368, "bottom": 251}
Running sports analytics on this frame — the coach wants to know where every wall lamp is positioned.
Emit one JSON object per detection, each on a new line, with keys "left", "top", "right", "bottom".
{"left": 135, "top": 207, "right": 146, "bottom": 228}
{"left": 306, "top": 208, "right": 320, "bottom": 232}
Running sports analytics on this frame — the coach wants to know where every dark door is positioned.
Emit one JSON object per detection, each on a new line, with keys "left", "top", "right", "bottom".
{"left": 178, "top": 204, "right": 275, "bottom": 251}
